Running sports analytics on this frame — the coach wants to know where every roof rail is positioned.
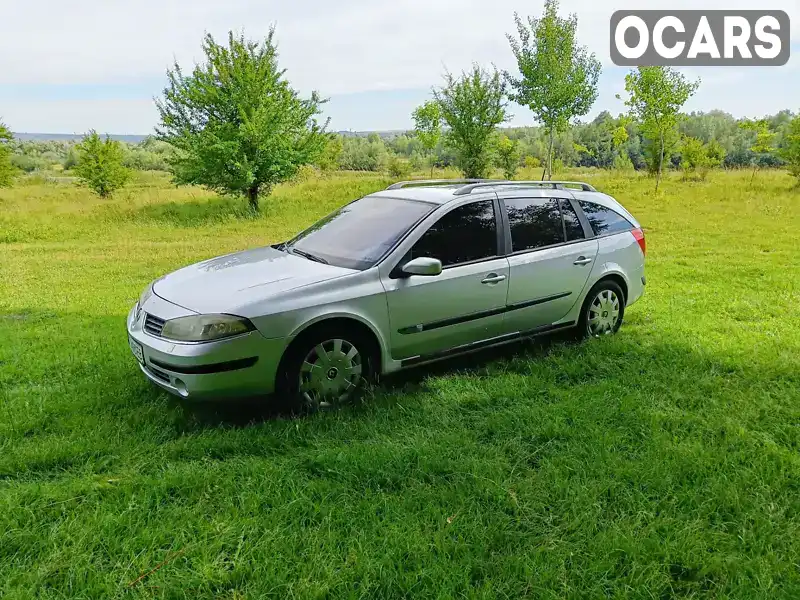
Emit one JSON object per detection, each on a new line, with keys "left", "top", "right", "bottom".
{"left": 386, "top": 178, "right": 501, "bottom": 190}
{"left": 453, "top": 180, "right": 597, "bottom": 195}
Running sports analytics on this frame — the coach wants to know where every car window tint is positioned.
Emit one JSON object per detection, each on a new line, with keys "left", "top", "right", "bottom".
{"left": 579, "top": 201, "right": 634, "bottom": 236}
{"left": 560, "top": 199, "right": 585, "bottom": 241}
{"left": 411, "top": 200, "right": 496, "bottom": 266}
{"left": 505, "top": 197, "right": 564, "bottom": 251}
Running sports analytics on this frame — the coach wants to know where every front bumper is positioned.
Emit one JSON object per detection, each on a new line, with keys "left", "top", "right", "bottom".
{"left": 127, "top": 299, "right": 287, "bottom": 400}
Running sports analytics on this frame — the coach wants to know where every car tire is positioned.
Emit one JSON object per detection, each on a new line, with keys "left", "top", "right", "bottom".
{"left": 577, "top": 280, "right": 626, "bottom": 339}
{"left": 275, "top": 324, "right": 377, "bottom": 414}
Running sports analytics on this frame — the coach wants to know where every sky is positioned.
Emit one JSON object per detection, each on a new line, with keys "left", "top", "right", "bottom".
{"left": 0, "top": 0, "right": 798, "bottom": 134}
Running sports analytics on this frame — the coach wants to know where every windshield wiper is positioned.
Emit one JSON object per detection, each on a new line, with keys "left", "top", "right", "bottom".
{"left": 288, "top": 247, "right": 328, "bottom": 264}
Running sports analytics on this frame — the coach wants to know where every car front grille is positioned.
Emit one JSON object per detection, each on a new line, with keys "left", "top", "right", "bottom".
{"left": 144, "top": 313, "right": 166, "bottom": 337}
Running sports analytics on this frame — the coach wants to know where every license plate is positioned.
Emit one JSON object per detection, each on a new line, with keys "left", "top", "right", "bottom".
{"left": 129, "top": 336, "right": 144, "bottom": 364}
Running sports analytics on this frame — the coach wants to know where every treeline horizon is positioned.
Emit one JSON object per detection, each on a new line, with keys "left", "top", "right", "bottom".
{"left": 5, "top": 107, "right": 798, "bottom": 176}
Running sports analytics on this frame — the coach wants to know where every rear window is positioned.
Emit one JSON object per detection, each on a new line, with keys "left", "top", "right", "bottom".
{"left": 579, "top": 201, "right": 634, "bottom": 236}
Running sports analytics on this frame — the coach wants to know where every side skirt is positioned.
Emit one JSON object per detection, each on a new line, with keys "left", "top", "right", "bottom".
{"left": 400, "top": 322, "right": 576, "bottom": 369}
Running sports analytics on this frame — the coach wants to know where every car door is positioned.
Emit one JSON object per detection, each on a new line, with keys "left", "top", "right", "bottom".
{"left": 500, "top": 192, "right": 598, "bottom": 333}
{"left": 381, "top": 198, "right": 510, "bottom": 361}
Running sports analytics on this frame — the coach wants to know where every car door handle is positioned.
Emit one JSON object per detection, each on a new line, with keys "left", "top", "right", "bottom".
{"left": 481, "top": 273, "right": 507, "bottom": 284}
{"left": 573, "top": 256, "right": 593, "bottom": 266}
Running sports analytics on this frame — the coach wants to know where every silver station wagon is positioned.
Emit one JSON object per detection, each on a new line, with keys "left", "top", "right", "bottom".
{"left": 127, "top": 180, "right": 646, "bottom": 411}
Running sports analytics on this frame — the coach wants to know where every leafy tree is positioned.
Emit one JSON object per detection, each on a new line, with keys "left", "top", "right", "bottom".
{"left": 434, "top": 65, "right": 508, "bottom": 179}
{"left": 505, "top": 1, "right": 601, "bottom": 180}
{"left": 739, "top": 119, "right": 776, "bottom": 182}
{"left": 74, "top": 131, "right": 131, "bottom": 197}
{"left": 0, "top": 120, "right": 16, "bottom": 187}
{"left": 778, "top": 115, "right": 800, "bottom": 184}
{"left": 316, "top": 135, "right": 343, "bottom": 172}
{"left": 495, "top": 135, "right": 521, "bottom": 179}
{"left": 622, "top": 67, "right": 699, "bottom": 191}
{"left": 412, "top": 101, "right": 442, "bottom": 178}
{"left": 156, "top": 29, "right": 329, "bottom": 211}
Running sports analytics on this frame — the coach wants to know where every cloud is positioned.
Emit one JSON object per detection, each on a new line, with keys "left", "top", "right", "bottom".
{"left": 1, "top": 0, "right": 798, "bottom": 132}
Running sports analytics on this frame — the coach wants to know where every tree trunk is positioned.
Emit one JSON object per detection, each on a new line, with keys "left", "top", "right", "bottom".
{"left": 656, "top": 130, "right": 664, "bottom": 193}
{"left": 751, "top": 165, "right": 758, "bottom": 183}
{"left": 546, "top": 128, "right": 555, "bottom": 181}
{"left": 430, "top": 155, "right": 434, "bottom": 179}
{"left": 247, "top": 185, "right": 259, "bottom": 211}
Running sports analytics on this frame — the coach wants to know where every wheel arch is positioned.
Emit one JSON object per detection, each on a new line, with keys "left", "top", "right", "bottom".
{"left": 276, "top": 314, "right": 385, "bottom": 388}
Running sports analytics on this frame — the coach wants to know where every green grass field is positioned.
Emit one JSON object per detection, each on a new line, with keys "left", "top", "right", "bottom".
{"left": 1, "top": 169, "right": 799, "bottom": 599}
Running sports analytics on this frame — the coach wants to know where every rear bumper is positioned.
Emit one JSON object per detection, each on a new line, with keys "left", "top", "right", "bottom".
{"left": 127, "top": 303, "right": 287, "bottom": 400}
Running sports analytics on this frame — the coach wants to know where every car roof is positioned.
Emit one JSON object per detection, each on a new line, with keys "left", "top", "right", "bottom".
{"left": 367, "top": 182, "right": 640, "bottom": 227}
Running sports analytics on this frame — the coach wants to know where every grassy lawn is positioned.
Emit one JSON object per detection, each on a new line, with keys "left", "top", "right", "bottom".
{"left": 1, "top": 169, "right": 799, "bottom": 599}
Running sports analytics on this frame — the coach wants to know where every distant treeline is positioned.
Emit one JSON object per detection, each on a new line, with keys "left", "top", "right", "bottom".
{"left": 6, "top": 109, "right": 797, "bottom": 175}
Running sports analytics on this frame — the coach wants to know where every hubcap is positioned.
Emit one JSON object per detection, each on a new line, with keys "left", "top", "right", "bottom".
{"left": 587, "top": 289, "right": 620, "bottom": 336}
{"left": 299, "top": 338, "right": 363, "bottom": 408}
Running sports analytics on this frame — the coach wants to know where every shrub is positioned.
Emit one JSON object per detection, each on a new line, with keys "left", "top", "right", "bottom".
{"left": 387, "top": 156, "right": 412, "bottom": 178}
{"left": 494, "top": 135, "right": 521, "bottom": 180}
{"left": 74, "top": 131, "right": 132, "bottom": 197}
{"left": 524, "top": 155, "right": 541, "bottom": 169}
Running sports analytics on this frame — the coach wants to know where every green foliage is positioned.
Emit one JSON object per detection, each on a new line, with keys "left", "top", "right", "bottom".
{"left": 339, "top": 135, "right": 389, "bottom": 171}
{"left": 505, "top": 0, "right": 601, "bottom": 179}
{"left": 778, "top": 115, "right": 800, "bottom": 183}
{"left": 739, "top": 119, "right": 776, "bottom": 181}
{"left": 434, "top": 65, "right": 508, "bottom": 179}
{"left": 412, "top": 101, "right": 442, "bottom": 178}
{"left": 316, "top": 136, "right": 344, "bottom": 172}
{"left": 623, "top": 67, "right": 699, "bottom": 190}
{"left": 494, "top": 135, "right": 521, "bottom": 179}
{"left": 73, "top": 131, "right": 131, "bottom": 198}
{"left": 387, "top": 155, "right": 412, "bottom": 179}
{"left": 681, "top": 136, "right": 725, "bottom": 181}
{"left": 524, "top": 155, "right": 541, "bottom": 169}
{"left": 0, "top": 120, "right": 16, "bottom": 187}
{"left": 156, "top": 28, "right": 329, "bottom": 210}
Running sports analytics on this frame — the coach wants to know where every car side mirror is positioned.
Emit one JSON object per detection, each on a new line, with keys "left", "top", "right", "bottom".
{"left": 401, "top": 256, "right": 442, "bottom": 277}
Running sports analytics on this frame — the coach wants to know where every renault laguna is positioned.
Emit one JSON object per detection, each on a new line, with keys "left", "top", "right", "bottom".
{"left": 127, "top": 179, "right": 646, "bottom": 411}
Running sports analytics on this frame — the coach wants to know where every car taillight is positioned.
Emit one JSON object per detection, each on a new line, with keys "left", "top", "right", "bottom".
{"left": 631, "top": 228, "right": 646, "bottom": 256}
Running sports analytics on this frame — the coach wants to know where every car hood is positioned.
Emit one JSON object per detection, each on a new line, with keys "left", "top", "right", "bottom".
{"left": 153, "top": 246, "right": 354, "bottom": 314}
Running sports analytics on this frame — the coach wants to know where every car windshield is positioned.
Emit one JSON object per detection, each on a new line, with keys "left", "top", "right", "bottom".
{"left": 286, "top": 195, "right": 435, "bottom": 270}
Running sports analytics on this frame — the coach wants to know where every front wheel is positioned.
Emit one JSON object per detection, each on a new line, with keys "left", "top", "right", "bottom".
{"left": 276, "top": 326, "right": 376, "bottom": 414}
{"left": 578, "top": 281, "right": 625, "bottom": 338}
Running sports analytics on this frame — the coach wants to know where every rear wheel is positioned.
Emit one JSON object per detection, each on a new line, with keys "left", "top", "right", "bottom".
{"left": 276, "top": 325, "right": 376, "bottom": 414}
{"left": 578, "top": 280, "right": 625, "bottom": 338}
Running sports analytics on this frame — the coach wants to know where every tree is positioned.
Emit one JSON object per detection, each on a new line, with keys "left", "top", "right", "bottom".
{"left": 434, "top": 65, "right": 508, "bottom": 179}
{"left": 505, "top": 1, "right": 601, "bottom": 181}
{"left": 739, "top": 119, "right": 776, "bottom": 182}
{"left": 495, "top": 135, "right": 521, "bottom": 179}
{"left": 316, "top": 135, "right": 343, "bottom": 172}
{"left": 622, "top": 67, "right": 699, "bottom": 191}
{"left": 156, "top": 29, "right": 329, "bottom": 211}
{"left": 0, "top": 120, "right": 16, "bottom": 187}
{"left": 778, "top": 115, "right": 800, "bottom": 185}
{"left": 412, "top": 101, "right": 442, "bottom": 178}
{"left": 74, "top": 131, "right": 131, "bottom": 197}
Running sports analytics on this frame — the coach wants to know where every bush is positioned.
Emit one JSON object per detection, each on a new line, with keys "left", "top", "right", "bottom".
{"left": 387, "top": 156, "right": 412, "bottom": 178}
{"left": 524, "top": 155, "right": 541, "bottom": 169}
{"left": 74, "top": 131, "right": 132, "bottom": 197}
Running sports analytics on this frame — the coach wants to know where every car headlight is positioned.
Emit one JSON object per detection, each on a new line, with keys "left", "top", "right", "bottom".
{"left": 160, "top": 314, "right": 255, "bottom": 342}
{"left": 139, "top": 282, "right": 154, "bottom": 307}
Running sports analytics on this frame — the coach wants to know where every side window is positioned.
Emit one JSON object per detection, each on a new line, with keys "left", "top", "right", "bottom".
{"left": 579, "top": 201, "right": 634, "bottom": 236}
{"left": 411, "top": 200, "right": 497, "bottom": 266}
{"left": 560, "top": 199, "right": 585, "bottom": 241}
{"left": 505, "top": 197, "right": 563, "bottom": 252}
